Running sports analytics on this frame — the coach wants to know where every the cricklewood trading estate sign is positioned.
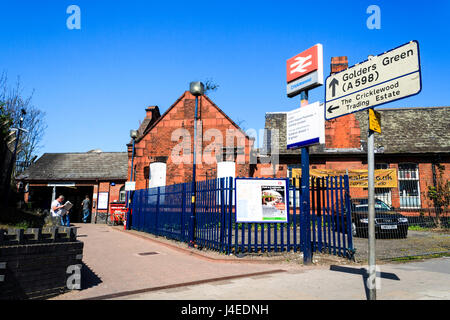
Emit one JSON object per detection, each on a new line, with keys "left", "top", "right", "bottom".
{"left": 235, "top": 178, "right": 289, "bottom": 223}
{"left": 325, "top": 41, "right": 422, "bottom": 120}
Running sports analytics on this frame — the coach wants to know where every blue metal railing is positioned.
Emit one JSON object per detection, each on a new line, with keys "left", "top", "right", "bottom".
{"left": 130, "top": 176, "right": 354, "bottom": 259}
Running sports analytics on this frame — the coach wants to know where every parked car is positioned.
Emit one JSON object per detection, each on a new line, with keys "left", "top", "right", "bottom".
{"left": 350, "top": 198, "right": 409, "bottom": 239}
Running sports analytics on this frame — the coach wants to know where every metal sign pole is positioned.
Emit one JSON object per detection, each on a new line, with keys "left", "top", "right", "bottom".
{"left": 300, "top": 90, "right": 312, "bottom": 265}
{"left": 367, "top": 108, "right": 377, "bottom": 300}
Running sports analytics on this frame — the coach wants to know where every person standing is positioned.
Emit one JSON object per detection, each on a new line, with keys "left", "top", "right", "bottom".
{"left": 51, "top": 195, "right": 70, "bottom": 226}
{"left": 81, "top": 195, "right": 91, "bottom": 223}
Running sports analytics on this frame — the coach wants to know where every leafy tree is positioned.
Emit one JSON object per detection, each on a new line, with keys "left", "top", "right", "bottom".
{"left": 426, "top": 164, "right": 450, "bottom": 228}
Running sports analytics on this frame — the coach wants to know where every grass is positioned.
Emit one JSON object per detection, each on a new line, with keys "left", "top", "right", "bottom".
{"left": 390, "top": 251, "right": 450, "bottom": 262}
{"left": 408, "top": 225, "right": 431, "bottom": 231}
{"left": 0, "top": 206, "right": 46, "bottom": 231}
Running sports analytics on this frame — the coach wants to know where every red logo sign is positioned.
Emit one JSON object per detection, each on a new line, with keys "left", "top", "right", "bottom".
{"left": 287, "top": 44, "right": 322, "bottom": 83}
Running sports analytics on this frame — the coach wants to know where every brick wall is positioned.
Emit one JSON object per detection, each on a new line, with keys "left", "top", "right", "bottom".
{"left": 0, "top": 227, "right": 83, "bottom": 300}
{"left": 129, "top": 92, "right": 254, "bottom": 188}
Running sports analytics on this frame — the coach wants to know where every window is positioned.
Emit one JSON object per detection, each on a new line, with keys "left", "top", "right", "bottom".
{"left": 398, "top": 164, "right": 421, "bottom": 209}
{"left": 375, "top": 163, "right": 392, "bottom": 206}
{"left": 119, "top": 186, "right": 126, "bottom": 202}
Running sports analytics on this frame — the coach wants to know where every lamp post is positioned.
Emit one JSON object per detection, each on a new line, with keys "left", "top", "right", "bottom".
{"left": 4, "top": 109, "right": 27, "bottom": 208}
{"left": 125, "top": 129, "right": 138, "bottom": 230}
{"left": 189, "top": 81, "right": 205, "bottom": 247}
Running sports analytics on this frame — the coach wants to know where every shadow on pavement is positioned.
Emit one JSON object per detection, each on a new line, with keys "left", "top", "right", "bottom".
{"left": 329, "top": 265, "right": 400, "bottom": 300}
{"left": 81, "top": 262, "right": 102, "bottom": 290}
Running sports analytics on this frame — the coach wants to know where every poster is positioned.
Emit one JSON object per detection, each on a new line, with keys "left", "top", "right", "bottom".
{"left": 291, "top": 169, "right": 398, "bottom": 188}
{"left": 125, "top": 181, "right": 136, "bottom": 191}
{"left": 97, "top": 192, "right": 109, "bottom": 210}
{"left": 235, "top": 179, "right": 288, "bottom": 223}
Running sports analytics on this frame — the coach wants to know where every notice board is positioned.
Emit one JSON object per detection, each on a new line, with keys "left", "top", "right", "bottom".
{"left": 235, "top": 178, "right": 289, "bottom": 223}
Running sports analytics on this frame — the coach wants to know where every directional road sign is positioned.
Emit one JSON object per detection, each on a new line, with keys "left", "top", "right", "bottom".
{"left": 325, "top": 41, "right": 421, "bottom": 120}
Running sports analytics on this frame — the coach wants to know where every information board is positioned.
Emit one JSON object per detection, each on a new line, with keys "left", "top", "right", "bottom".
{"left": 97, "top": 192, "right": 109, "bottom": 210}
{"left": 287, "top": 101, "right": 325, "bottom": 149}
{"left": 235, "top": 178, "right": 289, "bottom": 223}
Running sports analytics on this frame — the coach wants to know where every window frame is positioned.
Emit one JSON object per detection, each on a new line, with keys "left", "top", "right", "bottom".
{"left": 398, "top": 163, "right": 421, "bottom": 209}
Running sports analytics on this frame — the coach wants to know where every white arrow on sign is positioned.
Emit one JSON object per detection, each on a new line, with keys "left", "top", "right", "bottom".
{"left": 325, "top": 41, "right": 422, "bottom": 120}
{"left": 290, "top": 55, "right": 313, "bottom": 74}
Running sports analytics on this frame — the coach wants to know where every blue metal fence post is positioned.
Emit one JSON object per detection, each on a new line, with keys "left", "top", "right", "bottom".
{"left": 344, "top": 175, "right": 355, "bottom": 258}
{"left": 228, "top": 177, "right": 233, "bottom": 254}
{"left": 181, "top": 183, "right": 186, "bottom": 242}
{"left": 219, "top": 178, "right": 225, "bottom": 252}
{"left": 189, "top": 182, "right": 196, "bottom": 246}
{"left": 156, "top": 186, "right": 160, "bottom": 236}
{"left": 300, "top": 146, "right": 312, "bottom": 264}
{"left": 292, "top": 179, "right": 298, "bottom": 252}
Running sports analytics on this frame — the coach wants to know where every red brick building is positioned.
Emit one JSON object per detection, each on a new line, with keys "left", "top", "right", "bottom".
{"left": 17, "top": 151, "right": 128, "bottom": 223}
{"left": 128, "top": 91, "right": 255, "bottom": 189}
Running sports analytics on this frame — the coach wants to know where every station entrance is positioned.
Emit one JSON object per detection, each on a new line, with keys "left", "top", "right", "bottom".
{"left": 29, "top": 185, "right": 94, "bottom": 223}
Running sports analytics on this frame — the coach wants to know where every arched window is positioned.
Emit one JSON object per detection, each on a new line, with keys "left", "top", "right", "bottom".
{"left": 119, "top": 186, "right": 126, "bottom": 202}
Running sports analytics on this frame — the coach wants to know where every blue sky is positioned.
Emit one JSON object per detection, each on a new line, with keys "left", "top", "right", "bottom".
{"left": 1, "top": 0, "right": 449, "bottom": 155}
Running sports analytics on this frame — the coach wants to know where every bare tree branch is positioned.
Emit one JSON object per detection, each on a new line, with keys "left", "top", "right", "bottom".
{"left": 0, "top": 72, "right": 47, "bottom": 174}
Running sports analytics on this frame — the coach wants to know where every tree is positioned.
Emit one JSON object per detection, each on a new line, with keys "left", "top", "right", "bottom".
{"left": 0, "top": 101, "right": 12, "bottom": 143}
{"left": 0, "top": 72, "right": 47, "bottom": 175}
{"left": 426, "top": 164, "right": 450, "bottom": 228}
{"left": 203, "top": 79, "right": 220, "bottom": 94}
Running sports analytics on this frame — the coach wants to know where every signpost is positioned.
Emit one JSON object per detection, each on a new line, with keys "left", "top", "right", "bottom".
{"left": 324, "top": 41, "right": 422, "bottom": 300}
{"left": 286, "top": 44, "right": 324, "bottom": 265}
{"left": 325, "top": 41, "right": 421, "bottom": 120}
{"left": 369, "top": 109, "right": 382, "bottom": 133}
{"left": 287, "top": 44, "right": 323, "bottom": 98}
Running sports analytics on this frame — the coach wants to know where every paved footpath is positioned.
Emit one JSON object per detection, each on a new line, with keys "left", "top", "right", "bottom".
{"left": 54, "top": 224, "right": 450, "bottom": 300}
{"left": 53, "top": 224, "right": 286, "bottom": 300}
{"left": 119, "top": 257, "right": 450, "bottom": 300}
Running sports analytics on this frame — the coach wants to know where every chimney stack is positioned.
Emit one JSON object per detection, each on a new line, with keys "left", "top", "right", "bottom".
{"left": 145, "top": 106, "right": 161, "bottom": 121}
{"left": 331, "top": 56, "right": 348, "bottom": 74}
{"left": 326, "top": 56, "right": 361, "bottom": 149}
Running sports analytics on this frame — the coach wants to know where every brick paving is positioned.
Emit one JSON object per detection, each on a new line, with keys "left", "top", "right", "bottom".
{"left": 52, "top": 224, "right": 286, "bottom": 300}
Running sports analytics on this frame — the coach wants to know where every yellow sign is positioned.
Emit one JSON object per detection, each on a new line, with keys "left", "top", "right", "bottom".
{"left": 369, "top": 109, "right": 382, "bottom": 133}
{"left": 291, "top": 169, "right": 397, "bottom": 188}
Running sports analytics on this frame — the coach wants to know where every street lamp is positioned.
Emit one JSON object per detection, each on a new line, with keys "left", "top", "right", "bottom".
{"left": 4, "top": 109, "right": 27, "bottom": 208}
{"left": 189, "top": 81, "right": 204, "bottom": 247}
{"left": 125, "top": 129, "right": 138, "bottom": 230}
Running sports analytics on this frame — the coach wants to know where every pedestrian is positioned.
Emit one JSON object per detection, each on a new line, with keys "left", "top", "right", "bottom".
{"left": 81, "top": 195, "right": 91, "bottom": 223}
{"left": 51, "top": 195, "right": 70, "bottom": 226}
